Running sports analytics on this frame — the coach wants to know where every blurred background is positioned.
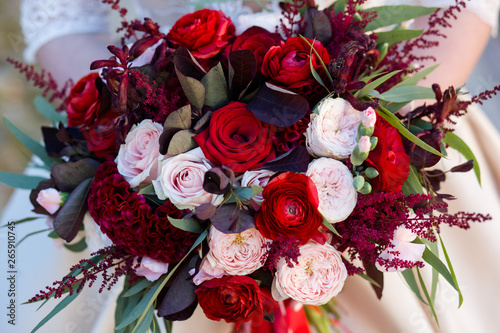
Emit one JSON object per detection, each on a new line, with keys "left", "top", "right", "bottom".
{"left": 0, "top": 0, "right": 499, "bottom": 214}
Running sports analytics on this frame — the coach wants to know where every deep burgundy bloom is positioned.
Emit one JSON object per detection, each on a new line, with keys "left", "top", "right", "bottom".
{"left": 82, "top": 109, "right": 120, "bottom": 159}
{"left": 66, "top": 72, "right": 102, "bottom": 129}
{"left": 366, "top": 116, "right": 410, "bottom": 193}
{"left": 87, "top": 161, "right": 198, "bottom": 263}
{"left": 273, "top": 114, "right": 310, "bottom": 154}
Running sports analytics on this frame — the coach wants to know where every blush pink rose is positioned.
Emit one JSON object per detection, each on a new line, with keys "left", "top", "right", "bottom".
{"left": 134, "top": 256, "right": 169, "bottom": 281}
{"left": 272, "top": 242, "right": 347, "bottom": 305}
{"left": 116, "top": 119, "right": 164, "bottom": 188}
{"left": 152, "top": 148, "right": 223, "bottom": 209}
{"left": 305, "top": 98, "right": 363, "bottom": 160}
{"left": 193, "top": 226, "right": 270, "bottom": 285}
{"left": 306, "top": 158, "right": 357, "bottom": 224}
{"left": 241, "top": 169, "right": 275, "bottom": 206}
{"left": 36, "top": 188, "right": 63, "bottom": 214}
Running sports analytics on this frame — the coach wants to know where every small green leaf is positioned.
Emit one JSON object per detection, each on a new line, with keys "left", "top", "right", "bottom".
{"left": 233, "top": 187, "right": 257, "bottom": 200}
{"left": 375, "top": 85, "right": 435, "bottom": 103}
{"left": 442, "top": 131, "right": 481, "bottom": 185}
{"left": 175, "top": 68, "right": 205, "bottom": 110}
{"left": 438, "top": 234, "right": 464, "bottom": 307}
{"left": 0, "top": 171, "right": 47, "bottom": 189}
{"left": 31, "top": 289, "right": 82, "bottom": 333}
{"left": 355, "top": 70, "right": 401, "bottom": 99}
{"left": 1, "top": 216, "right": 40, "bottom": 228}
{"left": 375, "top": 29, "right": 423, "bottom": 46}
{"left": 300, "top": 35, "right": 333, "bottom": 84}
{"left": 16, "top": 228, "right": 51, "bottom": 247}
{"left": 34, "top": 95, "right": 67, "bottom": 125}
{"left": 164, "top": 105, "right": 192, "bottom": 130}
{"left": 166, "top": 130, "right": 197, "bottom": 156}
{"left": 131, "top": 303, "right": 155, "bottom": 333}
{"left": 168, "top": 216, "right": 203, "bottom": 234}
{"left": 250, "top": 185, "right": 263, "bottom": 197}
{"left": 422, "top": 248, "right": 461, "bottom": 297}
{"left": 322, "top": 217, "right": 341, "bottom": 237}
{"left": 402, "top": 165, "right": 423, "bottom": 195}
{"left": 393, "top": 64, "right": 440, "bottom": 89}
{"left": 417, "top": 267, "right": 439, "bottom": 325}
{"left": 122, "top": 278, "right": 154, "bottom": 298}
{"left": 357, "top": 273, "right": 381, "bottom": 288}
{"left": 63, "top": 237, "right": 87, "bottom": 252}
{"left": 364, "top": 6, "right": 438, "bottom": 32}
{"left": 401, "top": 269, "right": 426, "bottom": 304}
{"left": 201, "top": 62, "right": 229, "bottom": 109}
{"left": 4, "top": 116, "right": 62, "bottom": 169}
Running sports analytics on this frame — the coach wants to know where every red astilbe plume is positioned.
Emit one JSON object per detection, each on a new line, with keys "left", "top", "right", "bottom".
{"left": 261, "top": 236, "right": 301, "bottom": 272}
{"left": 7, "top": 58, "right": 72, "bottom": 110}
{"left": 101, "top": 0, "right": 141, "bottom": 44}
{"left": 279, "top": 0, "right": 306, "bottom": 38}
{"left": 88, "top": 161, "right": 199, "bottom": 263}
{"left": 471, "top": 84, "right": 500, "bottom": 105}
{"left": 28, "top": 246, "right": 136, "bottom": 303}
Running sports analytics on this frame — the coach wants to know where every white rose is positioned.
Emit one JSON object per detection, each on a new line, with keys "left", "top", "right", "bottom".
{"left": 272, "top": 242, "right": 347, "bottom": 306}
{"left": 152, "top": 147, "right": 223, "bottom": 209}
{"left": 305, "top": 97, "right": 362, "bottom": 159}
{"left": 116, "top": 119, "right": 164, "bottom": 188}
{"left": 376, "top": 226, "right": 426, "bottom": 272}
{"left": 241, "top": 169, "right": 275, "bottom": 205}
{"left": 306, "top": 158, "right": 357, "bottom": 223}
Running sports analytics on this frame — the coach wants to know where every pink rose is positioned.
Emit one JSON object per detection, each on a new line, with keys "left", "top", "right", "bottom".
{"left": 153, "top": 148, "right": 223, "bottom": 209}
{"left": 362, "top": 107, "right": 376, "bottom": 128}
{"left": 272, "top": 242, "right": 347, "bottom": 305}
{"left": 134, "top": 256, "right": 169, "bottom": 281}
{"left": 305, "top": 98, "right": 362, "bottom": 159}
{"left": 116, "top": 119, "right": 164, "bottom": 188}
{"left": 193, "top": 226, "right": 270, "bottom": 285}
{"left": 376, "top": 226, "right": 426, "bottom": 272}
{"left": 306, "top": 158, "right": 357, "bottom": 223}
{"left": 36, "top": 188, "right": 63, "bottom": 214}
{"left": 241, "top": 169, "right": 275, "bottom": 206}
{"left": 358, "top": 136, "right": 371, "bottom": 154}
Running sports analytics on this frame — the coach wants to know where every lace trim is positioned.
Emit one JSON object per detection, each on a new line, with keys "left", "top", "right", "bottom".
{"left": 20, "top": 0, "right": 110, "bottom": 63}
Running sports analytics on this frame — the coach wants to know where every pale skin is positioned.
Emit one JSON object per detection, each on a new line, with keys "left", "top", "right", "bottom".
{"left": 35, "top": 8, "right": 491, "bottom": 90}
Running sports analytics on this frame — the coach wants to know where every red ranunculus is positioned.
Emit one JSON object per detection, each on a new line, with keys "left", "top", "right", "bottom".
{"left": 261, "top": 36, "right": 330, "bottom": 102}
{"left": 223, "top": 26, "right": 281, "bottom": 70}
{"left": 366, "top": 116, "right": 411, "bottom": 193}
{"left": 255, "top": 172, "right": 323, "bottom": 244}
{"left": 167, "top": 9, "right": 235, "bottom": 59}
{"left": 193, "top": 101, "right": 276, "bottom": 174}
{"left": 82, "top": 109, "right": 120, "bottom": 159}
{"left": 66, "top": 72, "right": 102, "bottom": 129}
{"left": 195, "top": 275, "right": 264, "bottom": 327}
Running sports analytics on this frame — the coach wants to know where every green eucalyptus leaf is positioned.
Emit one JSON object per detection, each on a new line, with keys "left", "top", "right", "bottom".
{"left": 438, "top": 234, "right": 464, "bottom": 307}
{"left": 233, "top": 187, "right": 256, "bottom": 200}
{"left": 0, "top": 171, "right": 47, "bottom": 189}
{"left": 34, "top": 95, "right": 67, "bottom": 125}
{"left": 166, "top": 130, "right": 197, "bottom": 156}
{"left": 322, "top": 217, "right": 341, "bottom": 237}
{"left": 364, "top": 6, "right": 438, "bottom": 31}
{"left": 416, "top": 267, "right": 439, "bottom": 324}
{"left": 442, "top": 131, "right": 481, "bottom": 185}
{"left": 201, "top": 63, "right": 229, "bottom": 109}
{"left": 30, "top": 289, "right": 82, "bottom": 333}
{"left": 422, "top": 248, "right": 460, "bottom": 296}
{"left": 16, "top": 228, "right": 51, "bottom": 247}
{"left": 122, "top": 279, "right": 154, "bottom": 298}
{"left": 164, "top": 105, "right": 192, "bottom": 130}
{"left": 131, "top": 304, "right": 155, "bottom": 333}
{"left": 402, "top": 165, "right": 423, "bottom": 195}
{"left": 401, "top": 269, "right": 426, "bottom": 304}
{"left": 167, "top": 216, "right": 203, "bottom": 234}
{"left": 355, "top": 70, "right": 401, "bottom": 99}
{"left": 375, "top": 29, "right": 423, "bottom": 46}
{"left": 63, "top": 237, "right": 87, "bottom": 252}
{"left": 175, "top": 68, "right": 205, "bottom": 110}
{"left": 393, "top": 64, "right": 440, "bottom": 89}
{"left": 375, "top": 85, "right": 435, "bottom": 103}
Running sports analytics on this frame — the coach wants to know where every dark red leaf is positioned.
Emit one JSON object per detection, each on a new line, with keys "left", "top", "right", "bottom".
{"left": 263, "top": 146, "right": 311, "bottom": 173}
{"left": 210, "top": 204, "right": 255, "bottom": 234}
{"left": 228, "top": 50, "right": 257, "bottom": 100}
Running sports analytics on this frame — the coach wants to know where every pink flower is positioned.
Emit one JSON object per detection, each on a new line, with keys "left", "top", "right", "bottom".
{"left": 362, "top": 107, "right": 376, "bottom": 128}
{"left": 152, "top": 148, "right": 223, "bottom": 210}
{"left": 358, "top": 135, "right": 371, "bottom": 153}
{"left": 272, "top": 242, "right": 347, "bottom": 305}
{"left": 36, "top": 188, "right": 63, "bottom": 214}
{"left": 376, "top": 226, "right": 426, "bottom": 272}
{"left": 192, "top": 226, "right": 270, "bottom": 285}
{"left": 306, "top": 158, "right": 357, "bottom": 223}
{"left": 305, "top": 98, "right": 362, "bottom": 159}
{"left": 241, "top": 169, "right": 275, "bottom": 206}
{"left": 116, "top": 119, "right": 164, "bottom": 188}
{"left": 134, "top": 256, "right": 169, "bottom": 281}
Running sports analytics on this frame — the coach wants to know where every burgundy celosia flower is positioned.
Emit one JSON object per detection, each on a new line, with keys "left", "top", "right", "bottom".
{"left": 273, "top": 114, "right": 310, "bottom": 154}
{"left": 87, "top": 161, "right": 198, "bottom": 263}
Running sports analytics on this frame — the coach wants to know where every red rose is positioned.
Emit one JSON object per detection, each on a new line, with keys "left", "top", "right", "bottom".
{"left": 167, "top": 9, "right": 235, "bottom": 59}
{"left": 82, "top": 109, "right": 120, "bottom": 159}
{"left": 195, "top": 275, "right": 264, "bottom": 327}
{"left": 261, "top": 36, "right": 330, "bottom": 102}
{"left": 193, "top": 101, "right": 276, "bottom": 174}
{"left": 66, "top": 72, "right": 102, "bottom": 129}
{"left": 366, "top": 116, "right": 410, "bottom": 192}
{"left": 223, "top": 26, "right": 281, "bottom": 70}
{"left": 255, "top": 172, "right": 323, "bottom": 244}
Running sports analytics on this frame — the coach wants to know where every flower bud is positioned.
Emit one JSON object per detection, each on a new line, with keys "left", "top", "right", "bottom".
{"left": 365, "top": 167, "right": 379, "bottom": 179}
{"left": 358, "top": 136, "right": 371, "bottom": 154}
{"left": 350, "top": 145, "right": 369, "bottom": 166}
{"left": 358, "top": 182, "right": 372, "bottom": 195}
{"left": 370, "top": 136, "right": 378, "bottom": 151}
{"left": 134, "top": 256, "right": 169, "bottom": 282}
{"left": 362, "top": 107, "right": 376, "bottom": 128}
{"left": 36, "top": 188, "right": 64, "bottom": 214}
{"left": 353, "top": 175, "right": 365, "bottom": 191}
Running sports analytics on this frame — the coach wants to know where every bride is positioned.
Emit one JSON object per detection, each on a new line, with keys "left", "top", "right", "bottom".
{"left": 3, "top": 0, "right": 499, "bottom": 332}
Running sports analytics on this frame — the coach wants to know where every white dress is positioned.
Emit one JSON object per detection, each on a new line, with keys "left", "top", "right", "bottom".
{"left": 3, "top": 0, "right": 499, "bottom": 332}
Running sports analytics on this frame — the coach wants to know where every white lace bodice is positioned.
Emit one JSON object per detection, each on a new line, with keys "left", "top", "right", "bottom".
{"left": 19, "top": 0, "right": 500, "bottom": 63}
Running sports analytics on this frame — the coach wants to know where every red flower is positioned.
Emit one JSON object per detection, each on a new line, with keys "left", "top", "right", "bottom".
{"left": 167, "top": 9, "right": 235, "bottom": 59}
{"left": 66, "top": 72, "right": 102, "bottom": 129}
{"left": 195, "top": 275, "right": 265, "bottom": 327}
{"left": 366, "top": 116, "right": 410, "bottom": 193}
{"left": 82, "top": 109, "right": 120, "bottom": 159}
{"left": 87, "top": 161, "right": 198, "bottom": 263}
{"left": 255, "top": 172, "right": 323, "bottom": 244}
{"left": 193, "top": 101, "right": 276, "bottom": 174}
{"left": 223, "top": 26, "right": 281, "bottom": 70}
{"left": 261, "top": 36, "right": 330, "bottom": 102}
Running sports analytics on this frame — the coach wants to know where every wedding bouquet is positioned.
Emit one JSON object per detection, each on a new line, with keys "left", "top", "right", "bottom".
{"left": 3, "top": 0, "right": 494, "bottom": 332}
